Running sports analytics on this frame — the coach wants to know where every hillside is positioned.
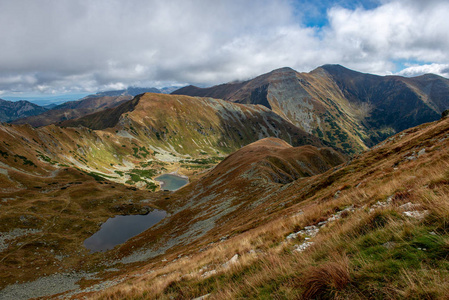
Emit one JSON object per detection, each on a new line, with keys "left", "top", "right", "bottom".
{"left": 0, "top": 97, "right": 448, "bottom": 298}
{"left": 0, "top": 99, "right": 47, "bottom": 122}
{"left": 0, "top": 93, "right": 324, "bottom": 192}
{"left": 0, "top": 134, "right": 343, "bottom": 299}
{"left": 84, "top": 110, "right": 449, "bottom": 299}
{"left": 11, "top": 87, "right": 171, "bottom": 127}
{"left": 173, "top": 65, "right": 449, "bottom": 153}
{"left": 61, "top": 93, "right": 324, "bottom": 155}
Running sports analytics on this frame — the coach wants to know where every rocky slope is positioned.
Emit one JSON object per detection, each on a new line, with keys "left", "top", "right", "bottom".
{"left": 173, "top": 65, "right": 449, "bottom": 153}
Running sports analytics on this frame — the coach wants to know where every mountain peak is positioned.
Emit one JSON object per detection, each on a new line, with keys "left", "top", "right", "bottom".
{"left": 317, "top": 64, "right": 362, "bottom": 76}
{"left": 271, "top": 66, "right": 297, "bottom": 74}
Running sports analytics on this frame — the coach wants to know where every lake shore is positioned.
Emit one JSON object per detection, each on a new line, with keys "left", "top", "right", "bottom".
{"left": 155, "top": 173, "right": 189, "bottom": 191}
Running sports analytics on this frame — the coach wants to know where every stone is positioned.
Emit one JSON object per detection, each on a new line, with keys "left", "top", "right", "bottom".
{"left": 193, "top": 294, "right": 211, "bottom": 300}
{"left": 399, "top": 202, "right": 420, "bottom": 211}
{"left": 403, "top": 210, "right": 429, "bottom": 220}
{"left": 286, "top": 233, "right": 299, "bottom": 240}
{"left": 201, "top": 270, "right": 217, "bottom": 278}
{"left": 222, "top": 254, "right": 239, "bottom": 268}
{"left": 382, "top": 241, "right": 396, "bottom": 249}
{"left": 293, "top": 241, "right": 314, "bottom": 252}
{"left": 417, "top": 149, "right": 426, "bottom": 157}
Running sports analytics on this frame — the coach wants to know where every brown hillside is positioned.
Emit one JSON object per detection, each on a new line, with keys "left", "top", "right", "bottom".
{"left": 90, "top": 108, "right": 449, "bottom": 300}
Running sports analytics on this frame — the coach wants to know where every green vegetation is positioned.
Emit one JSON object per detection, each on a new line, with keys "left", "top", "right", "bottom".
{"left": 180, "top": 156, "right": 224, "bottom": 165}
{"left": 37, "top": 153, "right": 57, "bottom": 165}
{"left": 14, "top": 154, "right": 36, "bottom": 167}
{"left": 129, "top": 169, "right": 157, "bottom": 178}
{"left": 132, "top": 146, "right": 151, "bottom": 159}
{"left": 146, "top": 181, "right": 158, "bottom": 191}
{"left": 125, "top": 168, "right": 157, "bottom": 186}
{"left": 0, "top": 149, "right": 8, "bottom": 158}
{"left": 86, "top": 171, "right": 115, "bottom": 181}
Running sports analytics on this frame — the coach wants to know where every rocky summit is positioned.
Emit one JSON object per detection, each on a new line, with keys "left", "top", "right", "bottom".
{"left": 1, "top": 65, "right": 449, "bottom": 299}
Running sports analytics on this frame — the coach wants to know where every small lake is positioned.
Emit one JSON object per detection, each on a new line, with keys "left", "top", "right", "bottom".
{"left": 84, "top": 209, "right": 167, "bottom": 252}
{"left": 155, "top": 174, "right": 189, "bottom": 191}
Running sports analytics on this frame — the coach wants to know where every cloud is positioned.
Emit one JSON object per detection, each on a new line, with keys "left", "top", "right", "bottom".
{"left": 322, "top": 0, "right": 449, "bottom": 74}
{"left": 397, "top": 63, "right": 449, "bottom": 77}
{"left": 0, "top": 0, "right": 448, "bottom": 97}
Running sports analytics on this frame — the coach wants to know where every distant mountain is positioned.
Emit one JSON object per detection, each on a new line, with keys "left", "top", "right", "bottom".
{"left": 12, "top": 86, "right": 180, "bottom": 127}
{"left": 88, "top": 87, "right": 161, "bottom": 98}
{"left": 0, "top": 98, "right": 47, "bottom": 122}
{"left": 173, "top": 65, "right": 449, "bottom": 153}
{"left": 158, "top": 86, "right": 184, "bottom": 94}
{"left": 12, "top": 95, "right": 132, "bottom": 127}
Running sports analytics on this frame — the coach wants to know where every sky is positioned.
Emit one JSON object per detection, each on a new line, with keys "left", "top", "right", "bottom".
{"left": 0, "top": 0, "right": 449, "bottom": 101}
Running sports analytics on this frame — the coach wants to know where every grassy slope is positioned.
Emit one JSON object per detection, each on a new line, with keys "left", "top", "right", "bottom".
{"left": 92, "top": 116, "right": 449, "bottom": 299}
{"left": 0, "top": 94, "right": 323, "bottom": 191}
{"left": 0, "top": 94, "right": 329, "bottom": 292}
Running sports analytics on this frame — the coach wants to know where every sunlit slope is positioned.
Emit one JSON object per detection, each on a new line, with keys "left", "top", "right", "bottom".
{"left": 62, "top": 93, "right": 324, "bottom": 155}
{"left": 0, "top": 93, "right": 325, "bottom": 191}
{"left": 93, "top": 111, "right": 449, "bottom": 300}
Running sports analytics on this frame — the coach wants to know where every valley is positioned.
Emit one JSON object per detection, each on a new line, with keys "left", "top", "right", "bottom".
{"left": 0, "top": 65, "right": 448, "bottom": 299}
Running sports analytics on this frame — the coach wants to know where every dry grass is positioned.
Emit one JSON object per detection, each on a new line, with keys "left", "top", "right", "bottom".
{"left": 301, "top": 257, "right": 351, "bottom": 300}
{"left": 2, "top": 117, "right": 441, "bottom": 299}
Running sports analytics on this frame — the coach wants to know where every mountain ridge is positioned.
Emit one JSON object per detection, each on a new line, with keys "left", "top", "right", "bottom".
{"left": 9, "top": 86, "right": 180, "bottom": 127}
{"left": 0, "top": 98, "right": 48, "bottom": 122}
{"left": 173, "top": 64, "right": 449, "bottom": 153}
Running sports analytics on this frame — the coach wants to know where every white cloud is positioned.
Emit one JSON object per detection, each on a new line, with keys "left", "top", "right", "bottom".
{"left": 0, "top": 0, "right": 448, "bottom": 97}
{"left": 322, "top": 0, "right": 449, "bottom": 74}
{"left": 397, "top": 63, "right": 449, "bottom": 77}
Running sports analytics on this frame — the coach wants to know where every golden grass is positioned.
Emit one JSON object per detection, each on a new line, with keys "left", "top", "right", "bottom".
{"left": 21, "top": 118, "right": 449, "bottom": 299}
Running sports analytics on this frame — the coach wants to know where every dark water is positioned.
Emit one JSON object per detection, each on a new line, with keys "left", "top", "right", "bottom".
{"left": 155, "top": 174, "right": 189, "bottom": 191}
{"left": 84, "top": 209, "right": 167, "bottom": 252}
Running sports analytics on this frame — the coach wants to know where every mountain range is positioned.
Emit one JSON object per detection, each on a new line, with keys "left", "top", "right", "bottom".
{"left": 0, "top": 99, "right": 48, "bottom": 122}
{"left": 0, "top": 65, "right": 449, "bottom": 299}
{"left": 5, "top": 86, "right": 180, "bottom": 126}
{"left": 173, "top": 64, "right": 449, "bottom": 153}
